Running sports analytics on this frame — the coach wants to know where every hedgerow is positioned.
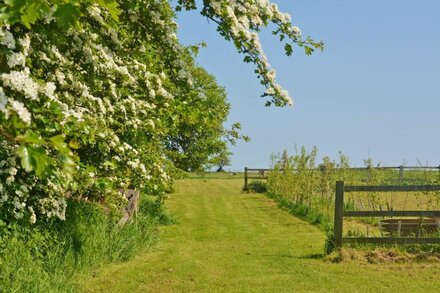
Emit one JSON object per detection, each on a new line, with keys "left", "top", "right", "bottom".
{"left": 0, "top": 0, "right": 321, "bottom": 224}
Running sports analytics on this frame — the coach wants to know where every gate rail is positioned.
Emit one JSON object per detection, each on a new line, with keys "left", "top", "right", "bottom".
{"left": 334, "top": 181, "right": 440, "bottom": 247}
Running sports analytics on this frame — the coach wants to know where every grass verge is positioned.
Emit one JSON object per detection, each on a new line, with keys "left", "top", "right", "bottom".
{"left": 80, "top": 179, "right": 440, "bottom": 292}
{"left": 0, "top": 195, "right": 169, "bottom": 292}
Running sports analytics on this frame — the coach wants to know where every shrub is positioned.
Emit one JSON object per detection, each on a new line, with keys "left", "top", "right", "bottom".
{"left": 244, "top": 180, "right": 267, "bottom": 193}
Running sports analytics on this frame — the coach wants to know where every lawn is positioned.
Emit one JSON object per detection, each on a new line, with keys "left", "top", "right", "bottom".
{"left": 80, "top": 179, "right": 440, "bottom": 292}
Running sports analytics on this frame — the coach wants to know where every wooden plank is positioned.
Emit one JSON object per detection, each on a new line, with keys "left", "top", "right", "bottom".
{"left": 382, "top": 221, "right": 437, "bottom": 229}
{"left": 117, "top": 189, "right": 140, "bottom": 227}
{"left": 344, "top": 185, "right": 440, "bottom": 192}
{"left": 381, "top": 224, "right": 439, "bottom": 228}
{"left": 381, "top": 224, "right": 439, "bottom": 229}
{"left": 381, "top": 218, "right": 439, "bottom": 224}
{"left": 244, "top": 167, "right": 248, "bottom": 190}
{"left": 343, "top": 237, "right": 440, "bottom": 244}
{"left": 334, "top": 181, "right": 344, "bottom": 248}
{"left": 400, "top": 166, "right": 440, "bottom": 170}
{"left": 244, "top": 166, "right": 440, "bottom": 173}
{"left": 380, "top": 218, "right": 440, "bottom": 235}
{"left": 343, "top": 210, "right": 440, "bottom": 217}
{"left": 347, "top": 167, "right": 400, "bottom": 170}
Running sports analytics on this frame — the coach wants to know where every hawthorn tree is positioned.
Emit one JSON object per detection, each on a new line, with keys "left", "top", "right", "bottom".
{"left": 0, "top": 0, "right": 322, "bottom": 224}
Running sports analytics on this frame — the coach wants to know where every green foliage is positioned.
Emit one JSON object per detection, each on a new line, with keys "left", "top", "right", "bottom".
{"left": 0, "top": 195, "right": 167, "bottom": 291}
{"left": 268, "top": 192, "right": 330, "bottom": 230}
{"left": 244, "top": 180, "right": 267, "bottom": 193}
{"left": 0, "top": 0, "right": 322, "bottom": 225}
{"left": 164, "top": 64, "right": 239, "bottom": 172}
{"left": 172, "top": 0, "right": 324, "bottom": 106}
{"left": 17, "top": 145, "right": 49, "bottom": 176}
{"left": 53, "top": 3, "right": 82, "bottom": 29}
{"left": 210, "top": 149, "right": 232, "bottom": 172}
{"left": 1, "top": 0, "right": 248, "bottom": 224}
{"left": 324, "top": 227, "right": 336, "bottom": 255}
{"left": 267, "top": 147, "right": 440, "bottom": 254}
{"left": 0, "top": 0, "right": 120, "bottom": 28}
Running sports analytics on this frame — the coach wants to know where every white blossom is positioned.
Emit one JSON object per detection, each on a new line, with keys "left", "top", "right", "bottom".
{"left": 44, "top": 82, "right": 57, "bottom": 99}
{"left": 7, "top": 52, "right": 26, "bottom": 68}
{"left": 0, "top": 28, "right": 16, "bottom": 49}
{"left": 19, "top": 35, "right": 31, "bottom": 53}
{"left": 1, "top": 69, "right": 40, "bottom": 100}
{"left": 0, "top": 87, "right": 7, "bottom": 110}
{"left": 9, "top": 99, "right": 32, "bottom": 124}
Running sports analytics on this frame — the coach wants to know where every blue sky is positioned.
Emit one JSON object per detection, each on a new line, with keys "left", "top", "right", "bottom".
{"left": 175, "top": 0, "right": 440, "bottom": 170}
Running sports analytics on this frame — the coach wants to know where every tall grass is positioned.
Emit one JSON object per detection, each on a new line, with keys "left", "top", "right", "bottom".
{"left": 0, "top": 195, "right": 170, "bottom": 292}
{"left": 266, "top": 147, "right": 440, "bottom": 252}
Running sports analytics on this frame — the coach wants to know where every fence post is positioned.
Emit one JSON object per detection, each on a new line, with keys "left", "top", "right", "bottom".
{"left": 244, "top": 167, "right": 248, "bottom": 190}
{"left": 399, "top": 166, "right": 404, "bottom": 183}
{"left": 334, "top": 181, "right": 344, "bottom": 248}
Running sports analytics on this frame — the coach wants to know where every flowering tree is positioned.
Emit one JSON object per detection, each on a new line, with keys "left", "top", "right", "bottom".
{"left": 0, "top": 0, "right": 322, "bottom": 224}
{"left": 176, "top": 0, "right": 323, "bottom": 106}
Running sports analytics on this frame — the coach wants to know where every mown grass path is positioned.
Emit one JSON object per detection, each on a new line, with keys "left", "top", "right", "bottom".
{"left": 81, "top": 179, "right": 439, "bottom": 292}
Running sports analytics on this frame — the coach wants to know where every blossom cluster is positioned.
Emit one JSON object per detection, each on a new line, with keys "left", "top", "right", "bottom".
{"left": 0, "top": 1, "right": 186, "bottom": 223}
{"left": 178, "top": 0, "right": 323, "bottom": 106}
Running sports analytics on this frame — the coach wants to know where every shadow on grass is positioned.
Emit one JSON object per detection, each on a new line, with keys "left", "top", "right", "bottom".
{"left": 260, "top": 252, "right": 325, "bottom": 260}
{"left": 297, "top": 253, "right": 325, "bottom": 260}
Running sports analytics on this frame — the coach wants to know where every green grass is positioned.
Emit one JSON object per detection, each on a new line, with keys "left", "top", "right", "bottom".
{"left": 80, "top": 179, "right": 440, "bottom": 292}
{"left": 186, "top": 171, "right": 245, "bottom": 179}
{"left": 0, "top": 196, "right": 163, "bottom": 292}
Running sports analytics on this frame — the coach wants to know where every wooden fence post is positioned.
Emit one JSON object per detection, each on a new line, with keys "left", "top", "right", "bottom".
{"left": 399, "top": 166, "right": 404, "bottom": 183}
{"left": 334, "top": 181, "right": 345, "bottom": 248}
{"left": 244, "top": 167, "right": 248, "bottom": 190}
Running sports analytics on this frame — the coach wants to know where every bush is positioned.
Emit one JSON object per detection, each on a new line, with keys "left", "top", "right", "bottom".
{"left": 244, "top": 180, "right": 267, "bottom": 193}
{"left": 0, "top": 195, "right": 168, "bottom": 291}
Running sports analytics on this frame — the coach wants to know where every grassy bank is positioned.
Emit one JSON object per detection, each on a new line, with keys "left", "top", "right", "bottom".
{"left": 81, "top": 179, "right": 440, "bottom": 292}
{"left": 0, "top": 195, "right": 168, "bottom": 292}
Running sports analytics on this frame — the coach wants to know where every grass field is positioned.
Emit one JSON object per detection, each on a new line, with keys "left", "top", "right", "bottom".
{"left": 80, "top": 179, "right": 440, "bottom": 292}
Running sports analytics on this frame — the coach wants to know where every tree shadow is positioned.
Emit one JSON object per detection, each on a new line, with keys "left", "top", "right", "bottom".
{"left": 261, "top": 253, "right": 325, "bottom": 260}
{"left": 297, "top": 253, "right": 325, "bottom": 260}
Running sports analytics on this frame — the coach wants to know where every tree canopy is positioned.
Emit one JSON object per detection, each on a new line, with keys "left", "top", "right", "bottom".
{"left": 0, "top": 0, "right": 322, "bottom": 224}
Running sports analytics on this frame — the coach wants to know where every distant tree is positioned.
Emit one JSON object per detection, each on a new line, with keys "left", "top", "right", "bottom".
{"left": 164, "top": 63, "right": 236, "bottom": 172}
{"left": 211, "top": 149, "right": 232, "bottom": 172}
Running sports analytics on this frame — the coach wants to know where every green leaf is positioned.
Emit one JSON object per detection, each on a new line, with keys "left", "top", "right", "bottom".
{"left": 284, "top": 43, "right": 293, "bottom": 56}
{"left": 16, "top": 130, "right": 45, "bottom": 144}
{"left": 20, "top": 0, "right": 49, "bottom": 28}
{"left": 304, "top": 46, "right": 314, "bottom": 56}
{"left": 17, "top": 145, "right": 49, "bottom": 176}
{"left": 49, "top": 134, "right": 70, "bottom": 154}
{"left": 97, "top": 0, "right": 120, "bottom": 21}
{"left": 17, "top": 145, "right": 33, "bottom": 172}
{"left": 243, "top": 56, "right": 253, "bottom": 63}
{"left": 1, "top": 0, "right": 27, "bottom": 25}
{"left": 68, "top": 139, "right": 81, "bottom": 150}
{"left": 53, "top": 3, "right": 81, "bottom": 29}
{"left": 62, "top": 155, "right": 76, "bottom": 181}
{"left": 28, "top": 146, "right": 49, "bottom": 176}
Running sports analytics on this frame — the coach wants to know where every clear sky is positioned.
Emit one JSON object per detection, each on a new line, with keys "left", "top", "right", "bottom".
{"left": 175, "top": 0, "right": 440, "bottom": 171}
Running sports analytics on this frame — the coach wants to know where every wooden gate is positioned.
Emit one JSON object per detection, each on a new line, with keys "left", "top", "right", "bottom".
{"left": 333, "top": 181, "right": 440, "bottom": 247}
